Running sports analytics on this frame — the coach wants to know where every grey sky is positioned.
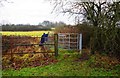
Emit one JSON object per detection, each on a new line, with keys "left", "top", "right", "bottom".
{"left": 0, "top": 0, "right": 76, "bottom": 25}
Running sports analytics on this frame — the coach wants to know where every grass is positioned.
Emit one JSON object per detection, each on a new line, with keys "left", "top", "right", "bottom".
{"left": 2, "top": 50, "right": 120, "bottom": 76}
{"left": 1, "top": 31, "right": 53, "bottom": 37}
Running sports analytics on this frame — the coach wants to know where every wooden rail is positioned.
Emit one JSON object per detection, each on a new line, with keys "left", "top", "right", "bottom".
{"left": 2, "top": 51, "right": 55, "bottom": 55}
{"left": 2, "top": 43, "right": 54, "bottom": 47}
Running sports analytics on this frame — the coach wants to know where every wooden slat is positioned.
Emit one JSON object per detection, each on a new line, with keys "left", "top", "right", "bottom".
{"left": 15, "top": 43, "right": 54, "bottom": 46}
{"left": 2, "top": 43, "right": 54, "bottom": 47}
{"left": 2, "top": 51, "right": 55, "bottom": 55}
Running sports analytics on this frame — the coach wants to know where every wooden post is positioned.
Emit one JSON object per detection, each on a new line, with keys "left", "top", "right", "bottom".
{"left": 54, "top": 34, "right": 58, "bottom": 57}
{"left": 69, "top": 33, "right": 70, "bottom": 50}
{"left": 10, "top": 37, "right": 13, "bottom": 64}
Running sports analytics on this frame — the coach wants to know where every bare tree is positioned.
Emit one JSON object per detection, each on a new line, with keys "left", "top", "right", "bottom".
{"left": 51, "top": 0, "right": 120, "bottom": 26}
{"left": 0, "top": 0, "right": 12, "bottom": 7}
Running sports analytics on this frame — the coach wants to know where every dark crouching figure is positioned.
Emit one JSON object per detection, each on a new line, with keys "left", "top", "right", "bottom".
{"left": 39, "top": 33, "right": 46, "bottom": 46}
{"left": 39, "top": 32, "right": 49, "bottom": 52}
{"left": 44, "top": 32, "right": 49, "bottom": 42}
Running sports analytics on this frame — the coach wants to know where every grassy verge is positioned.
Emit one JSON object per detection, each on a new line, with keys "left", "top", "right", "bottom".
{"left": 2, "top": 50, "right": 120, "bottom": 76}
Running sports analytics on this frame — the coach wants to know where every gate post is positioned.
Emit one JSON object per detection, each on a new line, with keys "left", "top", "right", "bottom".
{"left": 79, "top": 33, "right": 82, "bottom": 54}
{"left": 10, "top": 36, "right": 13, "bottom": 64}
{"left": 54, "top": 34, "right": 58, "bottom": 57}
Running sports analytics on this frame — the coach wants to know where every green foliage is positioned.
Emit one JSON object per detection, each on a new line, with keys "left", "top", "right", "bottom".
{"left": 87, "top": 55, "right": 96, "bottom": 66}
{"left": 76, "top": 24, "right": 93, "bottom": 48}
{"left": 85, "top": 2, "right": 120, "bottom": 58}
{"left": 90, "top": 26, "right": 120, "bottom": 57}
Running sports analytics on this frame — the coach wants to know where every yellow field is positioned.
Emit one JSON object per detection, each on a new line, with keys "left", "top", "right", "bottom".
{"left": 1, "top": 31, "right": 53, "bottom": 37}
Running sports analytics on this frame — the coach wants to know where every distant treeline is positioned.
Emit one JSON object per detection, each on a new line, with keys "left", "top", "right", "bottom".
{"left": 1, "top": 25, "right": 52, "bottom": 31}
{"left": 1, "top": 21, "right": 66, "bottom": 31}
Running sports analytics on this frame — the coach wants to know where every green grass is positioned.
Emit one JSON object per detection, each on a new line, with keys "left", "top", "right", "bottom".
{"left": 1, "top": 31, "right": 53, "bottom": 37}
{"left": 2, "top": 50, "right": 119, "bottom": 76}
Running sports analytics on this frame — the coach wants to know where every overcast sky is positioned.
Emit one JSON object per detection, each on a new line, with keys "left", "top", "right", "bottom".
{"left": 0, "top": 0, "right": 76, "bottom": 25}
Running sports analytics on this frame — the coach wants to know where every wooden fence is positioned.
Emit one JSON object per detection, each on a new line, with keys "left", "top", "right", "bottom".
{"left": 2, "top": 34, "right": 58, "bottom": 62}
